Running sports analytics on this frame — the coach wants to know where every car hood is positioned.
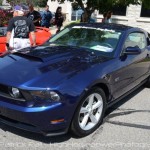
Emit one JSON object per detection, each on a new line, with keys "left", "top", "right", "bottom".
{"left": 0, "top": 45, "right": 112, "bottom": 88}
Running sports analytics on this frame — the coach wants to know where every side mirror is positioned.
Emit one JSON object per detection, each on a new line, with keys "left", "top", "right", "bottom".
{"left": 147, "top": 37, "right": 150, "bottom": 46}
{"left": 124, "top": 46, "right": 141, "bottom": 55}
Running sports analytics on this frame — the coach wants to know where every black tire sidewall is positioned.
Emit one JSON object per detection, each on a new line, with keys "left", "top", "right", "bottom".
{"left": 71, "top": 87, "right": 106, "bottom": 137}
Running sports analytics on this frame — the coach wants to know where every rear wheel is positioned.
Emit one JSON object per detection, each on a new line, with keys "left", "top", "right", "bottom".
{"left": 70, "top": 87, "right": 106, "bottom": 137}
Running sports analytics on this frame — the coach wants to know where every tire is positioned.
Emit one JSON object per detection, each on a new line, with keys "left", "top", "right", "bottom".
{"left": 70, "top": 87, "right": 106, "bottom": 137}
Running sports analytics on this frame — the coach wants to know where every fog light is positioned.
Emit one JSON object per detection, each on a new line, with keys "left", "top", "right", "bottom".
{"left": 51, "top": 119, "right": 65, "bottom": 124}
{"left": 10, "top": 88, "right": 21, "bottom": 98}
{"left": 49, "top": 91, "right": 60, "bottom": 101}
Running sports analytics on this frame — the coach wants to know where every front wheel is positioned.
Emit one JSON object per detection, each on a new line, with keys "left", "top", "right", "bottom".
{"left": 70, "top": 87, "right": 106, "bottom": 137}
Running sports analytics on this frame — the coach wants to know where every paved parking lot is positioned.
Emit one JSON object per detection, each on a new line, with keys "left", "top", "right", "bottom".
{"left": 0, "top": 86, "right": 150, "bottom": 150}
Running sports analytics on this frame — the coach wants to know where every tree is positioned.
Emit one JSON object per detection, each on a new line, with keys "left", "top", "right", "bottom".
{"left": 50, "top": 0, "right": 150, "bottom": 22}
{"left": 5, "top": 0, "right": 150, "bottom": 21}
{"left": 0, "top": 0, "right": 3, "bottom": 5}
{"left": 6, "top": 0, "right": 47, "bottom": 7}
{"left": 36, "top": 0, "right": 47, "bottom": 7}
{"left": 0, "top": 9, "right": 13, "bottom": 26}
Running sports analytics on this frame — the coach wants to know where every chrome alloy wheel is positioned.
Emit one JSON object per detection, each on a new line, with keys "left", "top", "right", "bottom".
{"left": 78, "top": 93, "right": 103, "bottom": 131}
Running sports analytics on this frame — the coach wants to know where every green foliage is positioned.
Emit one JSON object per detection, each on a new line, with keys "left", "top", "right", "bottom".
{"left": 35, "top": 0, "right": 47, "bottom": 7}
{"left": 6, "top": 0, "right": 48, "bottom": 7}
{"left": 5, "top": 0, "right": 150, "bottom": 9}
{"left": 0, "top": 0, "right": 3, "bottom": 5}
{"left": 50, "top": 0, "right": 150, "bottom": 11}
{"left": 142, "top": 0, "right": 150, "bottom": 9}
{"left": 0, "top": 9, "right": 13, "bottom": 27}
{"left": 49, "top": 0, "right": 150, "bottom": 22}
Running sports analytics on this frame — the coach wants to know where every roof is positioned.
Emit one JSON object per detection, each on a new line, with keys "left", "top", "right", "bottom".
{"left": 70, "top": 23, "right": 133, "bottom": 31}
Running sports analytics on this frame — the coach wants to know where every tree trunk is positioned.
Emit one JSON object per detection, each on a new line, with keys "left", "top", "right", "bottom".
{"left": 81, "top": 9, "right": 92, "bottom": 22}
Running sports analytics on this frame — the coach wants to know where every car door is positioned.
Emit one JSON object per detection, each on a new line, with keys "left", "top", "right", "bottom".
{"left": 110, "top": 31, "right": 150, "bottom": 99}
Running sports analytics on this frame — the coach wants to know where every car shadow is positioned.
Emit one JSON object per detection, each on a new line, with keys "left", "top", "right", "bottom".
{"left": 105, "top": 86, "right": 145, "bottom": 116}
{"left": 0, "top": 86, "right": 147, "bottom": 143}
{"left": 104, "top": 86, "right": 150, "bottom": 130}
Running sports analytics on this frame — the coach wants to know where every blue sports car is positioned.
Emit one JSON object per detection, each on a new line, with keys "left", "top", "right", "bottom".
{"left": 0, "top": 23, "right": 150, "bottom": 137}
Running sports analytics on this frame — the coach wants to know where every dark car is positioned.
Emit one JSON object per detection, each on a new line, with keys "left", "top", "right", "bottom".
{"left": 0, "top": 23, "right": 150, "bottom": 137}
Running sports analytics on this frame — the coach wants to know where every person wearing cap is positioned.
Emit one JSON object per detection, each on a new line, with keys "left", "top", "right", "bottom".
{"left": 6, "top": 5, "right": 36, "bottom": 50}
{"left": 26, "top": 4, "right": 41, "bottom": 26}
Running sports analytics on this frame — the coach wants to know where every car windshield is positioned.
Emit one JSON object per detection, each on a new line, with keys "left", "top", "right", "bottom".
{"left": 49, "top": 26, "right": 122, "bottom": 57}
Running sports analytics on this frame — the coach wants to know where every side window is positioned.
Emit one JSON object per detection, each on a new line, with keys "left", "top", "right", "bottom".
{"left": 124, "top": 32, "right": 147, "bottom": 49}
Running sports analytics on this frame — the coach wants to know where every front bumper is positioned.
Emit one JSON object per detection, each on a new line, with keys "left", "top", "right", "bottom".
{"left": 0, "top": 100, "right": 70, "bottom": 136}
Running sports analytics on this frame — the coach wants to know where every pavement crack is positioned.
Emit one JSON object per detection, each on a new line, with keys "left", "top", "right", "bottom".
{"left": 106, "top": 120, "right": 150, "bottom": 130}
{"left": 106, "top": 109, "right": 150, "bottom": 120}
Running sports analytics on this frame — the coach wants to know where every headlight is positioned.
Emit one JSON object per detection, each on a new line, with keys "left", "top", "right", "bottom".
{"left": 10, "top": 87, "right": 22, "bottom": 98}
{"left": 30, "top": 90, "right": 61, "bottom": 101}
{"left": 49, "top": 91, "right": 60, "bottom": 101}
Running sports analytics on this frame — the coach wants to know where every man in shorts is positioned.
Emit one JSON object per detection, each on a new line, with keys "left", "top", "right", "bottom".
{"left": 6, "top": 5, "right": 36, "bottom": 51}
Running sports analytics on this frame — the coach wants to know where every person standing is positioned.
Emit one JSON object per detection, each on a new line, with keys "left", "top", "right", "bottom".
{"left": 102, "top": 12, "right": 107, "bottom": 23}
{"left": 55, "top": 6, "right": 64, "bottom": 33}
{"left": 6, "top": 5, "right": 36, "bottom": 51}
{"left": 106, "top": 11, "right": 113, "bottom": 23}
{"left": 41, "top": 5, "right": 52, "bottom": 28}
{"left": 26, "top": 4, "right": 41, "bottom": 26}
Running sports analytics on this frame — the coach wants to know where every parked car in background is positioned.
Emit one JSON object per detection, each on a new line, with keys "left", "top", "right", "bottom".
{"left": 0, "top": 26, "right": 51, "bottom": 56}
{"left": 0, "top": 23, "right": 150, "bottom": 137}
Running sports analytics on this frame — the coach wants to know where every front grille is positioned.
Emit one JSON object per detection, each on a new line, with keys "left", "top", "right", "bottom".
{"left": 0, "top": 115, "right": 37, "bottom": 131}
{"left": 0, "top": 84, "right": 9, "bottom": 94}
{"left": 0, "top": 115, "right": 35, "bottom": 127}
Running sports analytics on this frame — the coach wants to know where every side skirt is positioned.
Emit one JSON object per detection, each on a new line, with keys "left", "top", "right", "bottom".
{"left": 106, "top": 79, "right": 147, "bottom": 109}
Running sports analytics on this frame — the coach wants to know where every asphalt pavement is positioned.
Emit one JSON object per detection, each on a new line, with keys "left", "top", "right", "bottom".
{"left": 0, "top": 86, "right": 150, "bottom": 150}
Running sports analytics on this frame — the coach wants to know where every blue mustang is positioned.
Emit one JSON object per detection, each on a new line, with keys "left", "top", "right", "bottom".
{"left": 0, "top": 23, "right": 150, "bottom": 137}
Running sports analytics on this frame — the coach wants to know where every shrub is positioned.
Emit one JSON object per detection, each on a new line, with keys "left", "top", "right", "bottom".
{"left": 0, "top": 9, "right": 13, "bottom": 27}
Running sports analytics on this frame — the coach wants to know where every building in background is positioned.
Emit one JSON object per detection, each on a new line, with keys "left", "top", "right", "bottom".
{"left": 97, "top": 4, "right": 150, "bottom": 32}
{"left": 47, "top": 1, "right": 150, "bottom": 32}
{"left": 1, "top": 1, "right": 150, "bottom": 32}
{"left": 47, "top": 0, "right": 72, "bottom": 21}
